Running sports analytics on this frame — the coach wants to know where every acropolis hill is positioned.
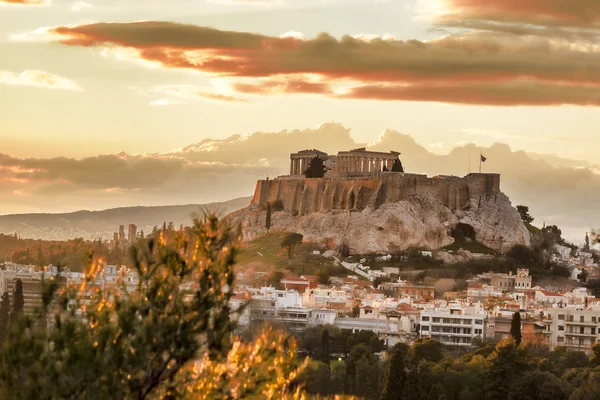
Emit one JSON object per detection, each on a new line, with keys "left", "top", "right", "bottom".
{"left": 230, "top": 148, "right": 530, "bottom": 254}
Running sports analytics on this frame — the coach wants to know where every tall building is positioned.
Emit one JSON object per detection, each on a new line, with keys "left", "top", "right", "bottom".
{"left": 544, "top": 308, "right": 600, "bottom": 352}
{"left": 128, "top": 224, "right": 137, "bottom": 243}
{"left": 119, "top": 225, "right": 125, "bottom": 242}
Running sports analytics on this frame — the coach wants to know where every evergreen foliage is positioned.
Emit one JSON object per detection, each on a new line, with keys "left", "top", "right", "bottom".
{"left": 0, "top": 293, "right": 9, "bottom": 343}
{"left": 0, "top": 215, "right": 306, "bottom": 399}
{"left": 391, "top": 159, "right": 404, "bottom": 172}
{"left": 304, "top": 157, "right": 327, "bottom": 178}
{"left": 517, "top": 205, "right": 535, "bottom": 223}
{"left": 510, "top": 312, "right": 522, "bottom": 346}
{"left": 10, "top": 279, "right": 24, "bottom": 324}
{"left": 381, "top": 344, "right": 407, "bottom": 400}
{"left": 281, "top": 232, "right": 303, "bottom": 258}
{"left": 265, "top": 201, "right": 272, "bottom": 232}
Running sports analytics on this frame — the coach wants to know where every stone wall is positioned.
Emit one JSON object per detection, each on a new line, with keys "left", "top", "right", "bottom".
{"left": 252, "top": 173, "right": 501, "bottom": 214}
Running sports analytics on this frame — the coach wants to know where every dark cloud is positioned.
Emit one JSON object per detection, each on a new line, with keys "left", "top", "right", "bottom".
{"left": 441, "top": 0, "right": 600, "bottom": 29}
{"left": 0, "top": 124, "right": 598, "bottom": 240}
{"left": 48, "top": 22, "right": 600, "bottom": 106}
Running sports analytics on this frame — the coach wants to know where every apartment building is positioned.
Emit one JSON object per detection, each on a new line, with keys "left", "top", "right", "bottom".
{"left": 544, "top": 308, "right": 600, "bottom": 352}
{"left": 419, "top": 307, "right": 486, "bottom": 346}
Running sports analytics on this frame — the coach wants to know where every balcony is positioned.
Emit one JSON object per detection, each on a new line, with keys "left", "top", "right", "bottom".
{"left": 565, "top": 332, "right": 598, "bottom": 338}
{"left": 565, "top": 320, "right": 598, "bottom": 327}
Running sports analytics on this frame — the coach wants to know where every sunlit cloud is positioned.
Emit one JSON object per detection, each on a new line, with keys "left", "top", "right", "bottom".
{"left": 0, "top": 0, "right": 50, "bottom": 5}
{"left": 71, "top": 1, "right": 91, "bottom": 12}
{"left": 35, "top": 21, "right": 600, "bottom": 106}
{"left": 0, "top": 70, "right": 81, "bottom": 91}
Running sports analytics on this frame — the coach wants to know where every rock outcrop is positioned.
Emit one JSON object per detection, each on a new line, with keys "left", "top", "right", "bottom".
{"left": 228, "top": 188, "right": 530, "bottom": 254}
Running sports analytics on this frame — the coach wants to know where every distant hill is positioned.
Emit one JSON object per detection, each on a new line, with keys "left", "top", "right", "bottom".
{"left": 0, "top": 197, "right": 252, "bottom": 241}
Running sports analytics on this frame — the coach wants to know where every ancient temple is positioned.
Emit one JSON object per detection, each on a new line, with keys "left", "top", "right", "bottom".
{"left": 289, "top": 148, "right": 401, "bottom": 177}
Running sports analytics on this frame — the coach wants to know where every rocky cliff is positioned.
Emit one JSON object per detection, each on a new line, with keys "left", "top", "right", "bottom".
{"left": 229, "top": 174, "right": 530, "bottom": 254}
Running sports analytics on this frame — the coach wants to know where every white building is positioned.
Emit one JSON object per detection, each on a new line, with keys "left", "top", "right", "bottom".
{"left": 419, "top": 306, "right": 486, "bottom": 346}
{"left": 544, "top": 308, "right": 600, "bottom": 352}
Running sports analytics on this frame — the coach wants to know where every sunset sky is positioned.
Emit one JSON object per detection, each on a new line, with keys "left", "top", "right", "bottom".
{"left": 1, "top": 0, "right": 599, "bottom": 241}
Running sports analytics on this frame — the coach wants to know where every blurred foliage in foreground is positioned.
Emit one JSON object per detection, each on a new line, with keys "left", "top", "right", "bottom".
{"left": 0, "top": 215, "right": 307, "bottom": 399}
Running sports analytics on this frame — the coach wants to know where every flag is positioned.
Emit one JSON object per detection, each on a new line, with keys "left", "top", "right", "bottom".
{"left": 480, "top": 154, "right": 487, "bottom": 162}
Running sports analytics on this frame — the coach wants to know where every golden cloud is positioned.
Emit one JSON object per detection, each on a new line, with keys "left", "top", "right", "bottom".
{"left": 44, "top": 21, "right": 600, "bottom": 106}
{"left": 0, "top": 70, "right": 81, "bottom": 91}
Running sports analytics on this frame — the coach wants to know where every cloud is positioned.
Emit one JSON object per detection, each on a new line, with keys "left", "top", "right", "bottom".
{"left": 0, "top": 70, "right": 81, "bottom": 91}
{"left": 150, "top": 84, "right": 247, "bottom": 103}
{"left": 0, "top": 123, "right": 597, "bottom": 241}
{"left": 40, "top": 21, "right": 600, "bottom": 106}
{"left": 0, "top": 0, "right": 49, "bottom": 5}
{"left": 440, "top": 0, "right": 600, "bottom": 29}
{"left": 71, "top": 1, "right": 91, "bottom": 11}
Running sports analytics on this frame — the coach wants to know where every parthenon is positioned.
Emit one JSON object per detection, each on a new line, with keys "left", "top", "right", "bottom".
{"left": 289, "top": 148, "right": 401, "bottom": 177}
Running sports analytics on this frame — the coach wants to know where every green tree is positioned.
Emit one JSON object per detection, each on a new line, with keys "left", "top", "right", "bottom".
{"left": 281, "top": 233, "right": 303, "bottom": 259}
{"left": 265, "top": 201, "right": 272, "bottom": 232}
{"left": 510, "top": 312, "right": 522, "bottom": 347}
{"left": 590, "top": 343, "right": 600, "bottom": 367}
{"left": 10, "top": 279, "right": 24, "bottom": 325}
{"left": 381, "top": 344, "right": 408, "bottom": 400}
{"left": 507, "top": 371, "right": 566, "bottom": 400}
{"left": 585, "top": 232, "right": 590, "bottom": 250}
{"left": 408, "top": 338, "right": 444, "bottom": 365}
{"left": 517, "top": 205, "right": 534, "bottom": 223}
{"left": 484, "top": 338, "right": 529, "bottom": 400}
{"left": 317, "top": 269, "right": 330, "bottom": 285}
{"left": 0, "top": 215, "right": 306, "bottom": 400}
{"left": 391, "top": 159, "right": 404, "bottom": 172}
{"left": 321, "top": 328, "right": 331, "bottom": 362}
{"left": 0, "top": 293, "right": 9, "bottom": 343}
{"left": 304, "top": 157, "right": 327, "bottom": 178}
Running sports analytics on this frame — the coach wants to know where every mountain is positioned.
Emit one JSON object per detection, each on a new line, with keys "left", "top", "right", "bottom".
{"left": 0, "top": 197, "right": 252, "bottom": 241}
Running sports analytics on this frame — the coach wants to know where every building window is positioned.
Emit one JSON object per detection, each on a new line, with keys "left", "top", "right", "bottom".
{"left": 432, "top": 317, "right": 440, "bottom": 323}
{"left": 475, "top": 320, "right": 483, "bottom": 325}
{"left": 581, "top": 316, "right": 585, "bottom": 323}
{"left": 557, "top": 337, "right": 564, "bottom": 343}
{"left": 581, "top": 327, "right": 585, "bottom": 334}
{"left": 475, "top": 329, "right": 482, "bottom": 335}
{"left": 558, "top": 325, "right": 564, "bottom": 331}
{"left": 558, "top": 314, "right": 565, "bottom": 320}
{"left": 592, "top": 328, "right": 596, "bottom": 335}
{"left": 422, "top": 316, "right": 430, "bottom": 321}
{"left": 593, "top": 317, "right": 597, "bottom": 323}
{"left": 422, "top": 326, "right": 429, "bottom": 331}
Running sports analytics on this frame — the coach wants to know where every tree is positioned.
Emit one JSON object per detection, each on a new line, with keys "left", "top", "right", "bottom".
{"left": 507, "top": 371, "right": 566, "bottom": 400}
{"left": 271, "top": 199, "right": 284, "bottom": 212}
{"left": 0, "top": 215, "right": 307, "bottom": 399}
{"left": 517, "top": 205, "right": 534, "bottom": 224}
{"left": 408, "top": 338, "right": 444, "bottom": 365}
{"left": 317, "top": 269, "right": 330, "bottom": 285}
{"left": 391, "top": 159, "right": 404, "bottom": 172}
{"left": 10, "top": 279, "right": 24, "bottom": 325}
{"left": 304, "top": 157, "right": 326, "bottom": 178}
{"left": 590, "top": 343, "right": 600, "bottom": 367}
{"left": 281, "top": 233, "right": 303, "bottom": 259}
{"left": 0, "top": 293, "right": 9, "bottom": 343}
{"left": 585, "top": 232, "right": 590, "bottom": 250}
{"left": 381, "top": 345, "right": 407, "bottom": 400}
{"left": 321, "top": 329, "right": 331, "bottom": 362}
{"left": 510, "top": 312, "right": 522, "bottom": 347}
{"left": 265, "top": 201, "right": 272, "bottom": 232}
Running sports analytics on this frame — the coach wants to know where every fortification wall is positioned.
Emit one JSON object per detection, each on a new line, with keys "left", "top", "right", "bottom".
{"left": 251, "top": 173, "right": 501, "bottom": 214}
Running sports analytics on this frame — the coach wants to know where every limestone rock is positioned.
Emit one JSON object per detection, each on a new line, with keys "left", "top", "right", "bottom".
{"left": 227, "top": 192, "right": 530, "bottom": 254}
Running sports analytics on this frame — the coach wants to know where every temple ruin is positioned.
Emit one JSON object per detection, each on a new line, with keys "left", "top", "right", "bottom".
{"left": 289, "top": 148, "right": 401, "bottom": 177}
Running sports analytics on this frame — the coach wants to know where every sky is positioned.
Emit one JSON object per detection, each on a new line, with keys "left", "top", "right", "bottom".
{"left": 0, "top": 0, "right": 599, "bottom": 242}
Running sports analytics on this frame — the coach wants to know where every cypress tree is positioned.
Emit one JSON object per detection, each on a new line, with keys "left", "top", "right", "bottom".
{"left": 0, "top": 292, "right": 10, "bottom": 343}
{"left": 510, "top": 312, "right": 522, "bottom": 347}
{"left": 381, "top": 346, "right": 407, "bottom": 400}
{"left": 10, "top": 279, "right": 24, "bottom": 326}
{"left": 265, "top": 202, "right": 272, "bottom": 232}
